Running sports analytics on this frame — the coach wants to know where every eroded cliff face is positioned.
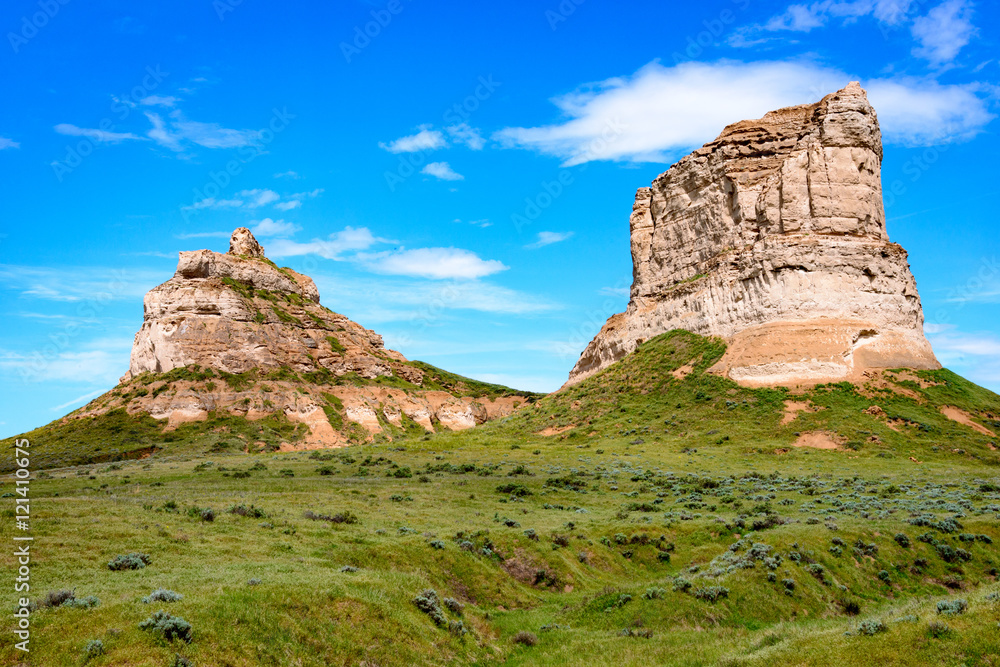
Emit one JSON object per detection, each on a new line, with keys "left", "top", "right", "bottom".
{"left": 100, "top": 228, "right": 533, "bottom": 448}
{"left": 567, "top": 82, "right": 939, "bottom": 387}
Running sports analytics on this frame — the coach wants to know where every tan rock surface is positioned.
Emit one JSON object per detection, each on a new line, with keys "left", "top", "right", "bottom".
{"left": 567, "top": 83, "right": 939, "bottom": 387}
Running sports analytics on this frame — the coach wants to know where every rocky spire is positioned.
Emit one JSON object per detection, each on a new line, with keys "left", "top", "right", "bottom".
{"left": 229, "top": 227, "right": 265, "bottom": 258}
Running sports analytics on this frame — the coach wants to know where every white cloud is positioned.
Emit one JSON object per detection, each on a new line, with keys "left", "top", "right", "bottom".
{"left": 250, "top": 218, "right": 301, "bottom": 238}
{"left": 760, "top": 0, "right": 915, "bottom": 33}
{"left": 911, "top": 0, "right": 976, "bottom": 65}
{"left": 238, "top": 188, "right": 280, "bottom": 208}
{"left": 175, "top": 231, "right": 231, "bottom": 239}
{"left": 0, "top": 136, "right": 19, "bottom": 150}
{"left": 179, "top": 197, "right": 244, "bottom": 212}
{"left": 54, "top": 123, "right": 143, "bottom": 143}
{"left": 0, "top": 337, "right": 133, "bottom": 385}
{"left": 266, "top": 227, "right": 386, "bottom": 260}
{"left": 446, "top": 123, "right": 486, "bottom": 150}
{"left": 140, "top": 95, "right": 179, "bottom": 107}
{"left": 50, "top": 388, "right": 106, "bottom": 412}
{"left": 379, "top": 125, "right": 447, "bottom": 153}
{"left": 311, "top": 274, "right": 555, "bottom": 317}
{"left": 525, "top": 231, "right": 574, "bottom": 249}
{"left": 599, "top": 286, "right": 630, "bottom": 297}
{"left": 274, "top": 170, "right": 301, "bottom": 179}
{"left": 495, "top": 61, "right": 995, "bottom": 165}
{"left": 274, "top": 200, "right": 302, "bottom": 211}
{"left": 145, "top": 110, "right": 259, "bottom": 152}
{"left": 926, "top": 328, "right": 1000, "bottom": 390}
{"left": 866, "top": 78, "right": 994, "bottom": 144}
{"left": 421, "top": 161, "right": 464, "bottom": 181}
{"left": 0, "top": 264, "right": 159, "bottom": 303}
{"left": 360, "top": 247, "right": 506, "bottom": 280}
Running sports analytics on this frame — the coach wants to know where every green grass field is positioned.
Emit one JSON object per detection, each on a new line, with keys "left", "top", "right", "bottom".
{"left": 3, "top": 332, "right": 999, "bottom": 666}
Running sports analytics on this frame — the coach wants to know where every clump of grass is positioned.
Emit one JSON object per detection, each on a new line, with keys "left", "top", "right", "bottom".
{"left": 139, "top": 610, "right": 193, "bottom": 643}
{"left": 512, "top": 630, "right": 538, "bottom": 646}
{"left": 108, "top": 553, "right": 151, "bottom": 571}
{"left": 618, "top": 627, "right": 654, "bottom": 638}
{"left": 142, "top": 589, "right": 183, "bottom": 604}
{"left": 927, "top": 621, "right": 952, "bottom": 638}
{"left": 303, "top": 510, "right": 359, "bottom": 524}
{"left": 228, "top": 504, "right": 267, "bottom": 519}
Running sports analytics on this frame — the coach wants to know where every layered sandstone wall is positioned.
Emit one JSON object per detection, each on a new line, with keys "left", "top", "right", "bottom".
{"left": 567, "top": 83, "right": 939, "bottom": 387}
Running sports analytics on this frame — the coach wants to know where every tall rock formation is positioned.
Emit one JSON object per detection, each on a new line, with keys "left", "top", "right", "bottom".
{"left": 77, "top": 228, "right": 535, "bottom": 448}
{"left": 567, "top": 82, "right": 939, "bottom": 387}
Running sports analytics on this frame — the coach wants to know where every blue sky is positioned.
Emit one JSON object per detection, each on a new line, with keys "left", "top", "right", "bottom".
{"left": 1, "top": 0, "right": 998, "bottom": 438}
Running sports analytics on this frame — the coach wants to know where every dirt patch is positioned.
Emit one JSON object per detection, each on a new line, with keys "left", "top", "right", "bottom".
{"left": 792, "top": 431, "right": 843, "bottom": 450}
{"left": 537, "top": 424, "right": 575, "bottom": 437}
{"left": 671, "top": 363, "right": 695, "bottom": 380}
{"left": 782, "top": 400, "right": 818, "bottom": 425}
{"left": 940, "top": 406, "right": 996, "bottom": 437}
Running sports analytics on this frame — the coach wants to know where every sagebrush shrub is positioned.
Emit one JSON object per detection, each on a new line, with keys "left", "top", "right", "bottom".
{"left": 857, "top": 619, "right": 886, "bottom": 636}
{"left": 413, "top": 589, "right": 447, "bottom": 626}
{"left": 142, "top": 589, "right": 183, "bottom": 604}
{"left": 83, "top": 639, "right": 104, "bottom": 660}
{"left": 108, "top": 553, "right": 152, "bottom": 571}
{"left": 927, "top": 621, "right": 951, "bottom": 638}
{"left": 936, "top": 599, "right": 968, "bottom": 615}
{"left": 444, "top": 597, "right": 464, "bottom": 614}
{"left": 139, "top": 610, "right": 193, "bottom": 643}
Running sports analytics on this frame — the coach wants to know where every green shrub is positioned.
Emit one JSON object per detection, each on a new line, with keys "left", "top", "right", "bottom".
{"left": 228, "top": 504, "right": 267, "bottom": 519}
{"left": 693, "top": 586, "right": 729, "bottom": 602}
{"left": 894, "top": 533, "right": 911, "bottom": 548}
{"left": 643, "top": 587, "right": 666, "bottom": 600}
{"left": 63, "top": 595, "right": 100, "bottom": 609}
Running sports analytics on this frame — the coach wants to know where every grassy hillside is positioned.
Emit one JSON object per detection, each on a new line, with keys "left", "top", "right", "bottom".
{"left": 2, "top": 331, "right": 999, "bottom": 666}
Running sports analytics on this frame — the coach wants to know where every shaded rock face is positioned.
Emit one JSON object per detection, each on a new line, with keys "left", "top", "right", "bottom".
{"left": 567, "top": 83, "right": 939, "bottom": 388}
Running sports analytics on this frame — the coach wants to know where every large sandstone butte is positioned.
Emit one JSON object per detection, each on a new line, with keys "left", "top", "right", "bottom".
{"left": 80, "top": 227, "right": 534, "bottom": 448}
{"left": 567, "top": 82, "right": 940, "bottom": 388}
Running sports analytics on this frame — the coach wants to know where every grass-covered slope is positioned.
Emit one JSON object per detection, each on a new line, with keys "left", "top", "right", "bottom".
{"left": 2, "top": 331, "right": 999, "bottom": 666}
{"left": 0, "top": 362, "right": 544, "bottom": 472}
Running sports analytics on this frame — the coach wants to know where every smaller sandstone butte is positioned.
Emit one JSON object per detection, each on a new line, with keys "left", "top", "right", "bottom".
{"left": 567, "top": 83, "right": 939, "bottom": 388}
{"left": 80, "top": 227, "right": 536, "bottom": 448}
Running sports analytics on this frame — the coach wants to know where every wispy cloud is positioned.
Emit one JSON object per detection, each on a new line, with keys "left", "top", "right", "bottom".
{"left": 495, "top": 60, "right": 994, "bottom": 165}
{"left": 265, "top": 227, "right": 387, "bottom": 260}
{"left": 140, "top": 95, "right": 179, "bottom": 107}
{"left": 379, "top": 125, "right": 447, "bottom": 153}
{"left": 54, "top": 123, "right": 143, "bottom": 143}
{"left": 0, "top": 337, "right": 133, "bottom": 385}
{"left": 50, "top": 388, "right": 106, "bottom": 412}
{"left": 145, "top": 110, "right": 259, "bottom": 152}
{"left": 0, "top": 136, "right": 20, "bottom": 150}
{"left": 525, "top": 231, "right": 574, "bottom": 249}
{"left": 911, "top": 0, "right": 976, "bottom": 65}
{"left": 274, "top": 170, "right": 301, "bottom": 179}
{"left": 250, "top": 218, "right": 301, "bottom": 238}
{"left": 311, "top": 274, "right": 556, "bottom": 317}
{"left": 446, "top": 122, "right": 485, "bottom": 150}
{"left": 0, "top": 264, "right": 159, "bottom": 303}
{"left": 240, "top": 188, "right": 280, "bottom": 208}
{"left": 359, "top": 247, "right": 505, "bottom": 280}
{"left": 421, "top": 161, "right": 464, "bottom": 181}
{"left": 175, "top": 231, "right": 231, "bottom": 240}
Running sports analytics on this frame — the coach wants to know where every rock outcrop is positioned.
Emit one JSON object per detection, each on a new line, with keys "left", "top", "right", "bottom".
{"left": 567, "top": 83, "right": 940, "bottom": 387}
{"left": 99, "top": 228, "right": 534, "bottom": 448}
